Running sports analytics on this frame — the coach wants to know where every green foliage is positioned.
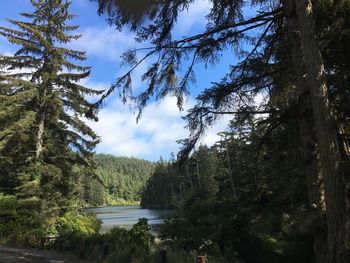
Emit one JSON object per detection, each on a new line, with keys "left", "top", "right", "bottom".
{"left": 0, "top": 193, "right": 43, "bottom": 245}
{"left": 0, "top": 0, "right": 101, "bottom": 246}
{"left": 91, "top": 154, "right": 155, "bottom": 205}
{"left": 55, "top": 211, "right": 101, "bottom": 252}
{"left": 71, "top": 215, "right": 243, "bottom": 263}
{"left": 139, "top": 119, "right": 316, "bottom": 263}
{"left": 141, "top": 145, "right": 219, "bottom": 210}
{"left": 57, "top": 212, "right": 101, "bottom": 237}
{"left": 140, "top": 160, "right": 177, "bottom": 208}
{"left": 127, "top": 218, "right": 155, "bottom": 252}
{"left": 0, "top": 0, "right": 101, "bottom": 169}
{"left": 57, "top": 218, "right": 154, "bottom": 262}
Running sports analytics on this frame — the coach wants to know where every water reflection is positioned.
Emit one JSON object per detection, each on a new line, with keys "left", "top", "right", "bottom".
{"left": 86, "top": 205, "right": 174, "bottom": 233}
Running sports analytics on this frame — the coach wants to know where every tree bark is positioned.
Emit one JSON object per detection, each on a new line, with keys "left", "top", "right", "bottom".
{"left": 226, "top": 145, "right": 238, "bottom": 200}
{"left": 35, "top": 114, "right": 44, "bottom": 160}
{"left": 294, "top": 0, "right": 350, "bottom": 262}
{"left": 284, "top": 2, "right": 327, "bottom": 262}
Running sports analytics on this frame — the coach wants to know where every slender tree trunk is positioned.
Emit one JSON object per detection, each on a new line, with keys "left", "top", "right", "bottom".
{"left": 196, "top": 163, "right": 202, "bottom": 189}
{"left": 35, "top": 84, "right": 47, "bottom": 161}
{"left": 186, "top": 165, "right": 194, "bottom": 190}
{"left": 284, "top": 3, "right": 327, "bottom": 262}
{"left": 179, "top": 178, "right": 183, "bottom": 200}
{"left": 294, "top": 0, "right": 350, "bottom": 261}
{"left": 35, "top": 114, "right": 45, "bottom": 160}
{"left": 226, "top": 145, "right": 238, "bottom": 200}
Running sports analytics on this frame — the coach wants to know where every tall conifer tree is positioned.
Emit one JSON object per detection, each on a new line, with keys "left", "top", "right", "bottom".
{"left": 0, "top": 0, "right": 101, "bottom": 207}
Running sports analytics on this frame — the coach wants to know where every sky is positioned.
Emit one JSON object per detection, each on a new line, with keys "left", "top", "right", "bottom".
{"left": 0, "top": 0, "right": 238, "bottom": 161}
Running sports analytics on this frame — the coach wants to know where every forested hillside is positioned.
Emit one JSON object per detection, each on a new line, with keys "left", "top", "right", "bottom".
{"left": 94, "top": 154, "right": 155, "bottom": 205}
{"left": 73, "top": 154, "right": 155, "bottom": 207}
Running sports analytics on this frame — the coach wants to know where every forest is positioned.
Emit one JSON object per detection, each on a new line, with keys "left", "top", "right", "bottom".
{"left": 0, "top": 0, "right": 350, "bottom": 263}
{"left": 93, "top": 154, "right": 155, "bottom": 205}
{"left": 60, "top": 153, "right": 156, "bottom": 207}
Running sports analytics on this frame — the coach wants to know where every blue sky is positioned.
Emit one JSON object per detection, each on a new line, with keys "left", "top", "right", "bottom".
{"left": 0, "top": 0, "right": 240, "bottom": 161}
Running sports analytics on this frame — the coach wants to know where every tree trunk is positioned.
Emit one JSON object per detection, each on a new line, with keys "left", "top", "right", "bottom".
{"left": 35, "top": 114, "right": 44, "bottom": 160}
{"left": 284, "top": 2, "right": 327, "bottom": 262}
{"left": 294, "top": 0, "right": 350, "bottom": 262}
{"left": 226, "top": 145, "right": 238, "bottom": 200}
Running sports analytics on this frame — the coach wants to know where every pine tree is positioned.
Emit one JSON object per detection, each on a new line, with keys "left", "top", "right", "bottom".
{"left": 0, "top": 0, "right": 102, "bottom": 212}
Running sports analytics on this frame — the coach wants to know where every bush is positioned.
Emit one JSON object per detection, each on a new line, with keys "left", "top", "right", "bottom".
{"left": 127, "top": 218, "right": 155, "bottom": 252}
{"left": 66, "top": 218, "right": 155, "bottom": 262}
{"left": 55, "top": 211, "right": 101, "bottom": 252}
{"left": 0, "top": 194, "right": 43, "bottom": 246}
{"left": 57, "top": 212, "right": 101, "bottom": 237}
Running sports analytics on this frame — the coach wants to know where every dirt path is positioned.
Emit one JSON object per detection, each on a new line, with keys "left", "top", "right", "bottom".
{"left": 0, "top": 245, "right": 90, "bottom": 263}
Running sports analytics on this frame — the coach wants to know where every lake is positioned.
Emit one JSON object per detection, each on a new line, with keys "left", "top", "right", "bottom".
{"left": 86, "top": 205, "right": 174, "bottom": 233}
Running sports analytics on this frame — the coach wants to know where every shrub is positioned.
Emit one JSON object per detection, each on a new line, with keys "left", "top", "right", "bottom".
{"left": 0, "top": 194, "right": 43, "bottom": 246}
{"left": 127, "top": 218, "right": 155, "bottom": 252}
{"left": 55, "top": 211, "right": 101, "bottom": 252}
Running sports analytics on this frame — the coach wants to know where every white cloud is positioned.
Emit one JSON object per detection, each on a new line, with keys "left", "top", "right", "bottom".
{"left": 174, "top": 0, "right": 210, "bottom": 36}
{"left": 87, "top": 94, "right": 230, "bottom": 161}
{"left": 199, "top": 115, "right": 232, "bottom": 146}
{"left": 70, "top": 27, "right": 137, "bottom": 61}
{"left": 80, "top": 77, "right": 109, "bottom": 92}
{"left": 86, "top": 96, "right": 188, "bottom": 159}
{"left": 70, "top": 1, "right": 211, "bottom": 60}
{"left": 70, "top": 25, "right": 150, "bottom": 92}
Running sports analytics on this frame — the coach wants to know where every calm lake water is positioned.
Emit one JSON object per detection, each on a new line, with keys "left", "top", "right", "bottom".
{"left": 86, "top": 205, "right": 174, "bottom": 233}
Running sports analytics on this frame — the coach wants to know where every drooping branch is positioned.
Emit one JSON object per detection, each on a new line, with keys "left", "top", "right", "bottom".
{"left": 95, "top": 7, "right": 283, "bottom": 109}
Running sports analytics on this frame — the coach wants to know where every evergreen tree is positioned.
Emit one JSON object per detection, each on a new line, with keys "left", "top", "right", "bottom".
{"left": 140, "top": 159, "right": 176, "bottom": 208}
{"left": 0, "top": 0, "right": 101, "bottom": 215}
